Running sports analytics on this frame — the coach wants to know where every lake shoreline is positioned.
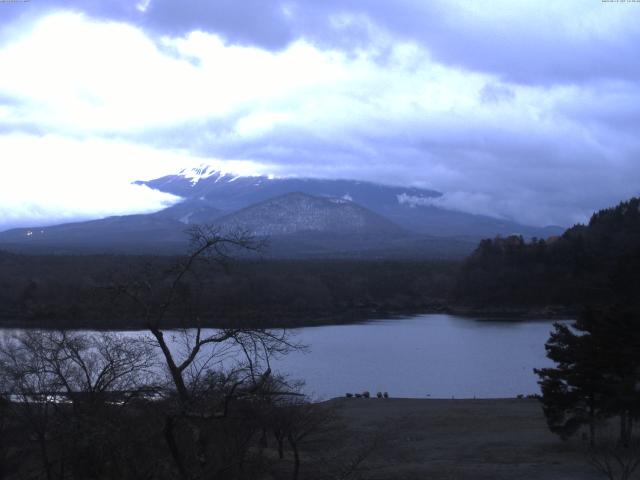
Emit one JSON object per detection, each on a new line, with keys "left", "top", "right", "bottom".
{"left": 0, "top": 314, "right": 565, "bottom": 399}
{"left": 0, "top": 304, "right": 576, "bottom": 330}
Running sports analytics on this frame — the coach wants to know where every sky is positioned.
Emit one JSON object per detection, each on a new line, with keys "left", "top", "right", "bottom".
{"left": 1, "top": 0, "right": 639, "bottom": 230}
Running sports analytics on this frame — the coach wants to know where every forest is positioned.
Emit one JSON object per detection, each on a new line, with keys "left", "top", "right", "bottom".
{"left": 3, "top": 197, "right": 640, "bottom": 330}
{"left": 0, "top": 250, "right": 457, "bottom": 329}
{"left": 454, "top": 197, "right": 640, "bottom": 313}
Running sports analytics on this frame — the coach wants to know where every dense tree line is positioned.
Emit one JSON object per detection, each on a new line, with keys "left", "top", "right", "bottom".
{"left": 454, "top": 197, "right": 640, "bottom": 312}
{"left": 0, "top": 251, "right": 457, "bottom": 329}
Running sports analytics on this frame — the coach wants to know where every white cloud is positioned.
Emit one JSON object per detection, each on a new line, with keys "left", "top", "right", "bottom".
{"left": 0, "top": 12, "right": 492, "bottom": 136}
{"left": 0, "top": 134, "right": 266, "bottom": 230}
{"left": 0, "top": 9, "right": 639, "bottom": 228}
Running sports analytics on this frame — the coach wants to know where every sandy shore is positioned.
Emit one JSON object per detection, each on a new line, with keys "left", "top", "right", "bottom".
{"left": 316, "top": 397, "right": 600, "bottom": 480}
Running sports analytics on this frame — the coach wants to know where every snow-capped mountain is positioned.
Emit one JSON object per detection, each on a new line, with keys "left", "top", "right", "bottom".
{"left": 136, "top": 165, "right": 562, "bottom": 238}
{"left": 0, "top": 165, "right": 562, "bottom": 257}
{"left": 135, "top": 164, "right": 440, "bottom": 215}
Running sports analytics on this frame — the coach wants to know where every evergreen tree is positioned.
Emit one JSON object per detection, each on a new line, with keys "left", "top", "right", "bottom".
{"left": 535, "top": 306, "right": 640, "bottom": 445}
{"left": 535, "top": 311, "right": 604, "bottom": 444}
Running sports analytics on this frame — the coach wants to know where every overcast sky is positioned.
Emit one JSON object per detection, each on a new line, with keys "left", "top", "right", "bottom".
{"left": 1, "top": 0, "right": 639, "bottom": 230}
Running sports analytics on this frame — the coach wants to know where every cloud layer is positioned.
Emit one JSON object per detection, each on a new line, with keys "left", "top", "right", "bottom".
{"left": 1, "top": 1, "right": 639, "bottom": 230}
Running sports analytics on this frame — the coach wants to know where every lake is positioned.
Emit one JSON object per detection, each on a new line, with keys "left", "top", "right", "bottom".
{"left": 272, "top": 314, "right": 565, "bottom": 399}
{"left": 0, "top": 314, "right": 567, "bottom": 400}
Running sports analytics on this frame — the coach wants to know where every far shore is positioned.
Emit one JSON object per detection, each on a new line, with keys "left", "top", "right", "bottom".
{"left": 0, "top": 305, "right": 576, "bottom": 331}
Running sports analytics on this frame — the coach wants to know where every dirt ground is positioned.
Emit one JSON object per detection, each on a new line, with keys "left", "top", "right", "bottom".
{"left": 306, "top": 397, "right": 602, "bottom": 480}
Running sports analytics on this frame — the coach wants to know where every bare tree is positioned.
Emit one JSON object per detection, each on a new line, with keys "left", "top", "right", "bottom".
{"left": 0, "top": 226, "right": 312, "bottom": 479}
{"left": 111, "top": 225, "right": 303, "bottom": 479}
{"left": 0, "top": 391, "right": 8, "bottom": 480}
{"left": 1, "top": 330, "right": 156, "bottom": 405}
{"left": 0, "top": 330, "right": 158, "bottom": 480}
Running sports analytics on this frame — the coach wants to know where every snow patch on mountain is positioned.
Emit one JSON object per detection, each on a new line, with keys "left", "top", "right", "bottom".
{"left": 178, "top": 164, "right": 220, "bottom": 185}
{"left": 177, "top": 163, "right": 272, "bottom": 186}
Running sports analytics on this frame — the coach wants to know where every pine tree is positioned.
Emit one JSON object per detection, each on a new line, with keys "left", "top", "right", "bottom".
{"left": 535, "top": 306, "right": 640, "bottom": 446}
{"left": 535, "top": 311, "right": 604, "bottom": 444}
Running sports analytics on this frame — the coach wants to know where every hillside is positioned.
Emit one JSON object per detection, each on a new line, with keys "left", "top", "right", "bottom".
{"left": 136, "top": 165, "right": 563, "bottom": 238}
{"left": 0, "top": 191, "right": 477, "bottom": 258}
{"left": 0, "top": 215, "right": 189, "bottom": 253}
{"left": 214, "top": 192, "right": 403, "bottom": 236}
{"left": 454, "top": 197, "right": 640, "bottom": 311}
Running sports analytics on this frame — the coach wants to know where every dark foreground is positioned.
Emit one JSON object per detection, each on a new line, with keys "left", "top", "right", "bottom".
{"left": 296, "top": 398, "right": 599, "bottom": 480}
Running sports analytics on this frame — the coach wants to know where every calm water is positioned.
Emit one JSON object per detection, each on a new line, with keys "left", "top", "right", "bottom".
{"left": 271, "top": 314, "right": 565, "bottom": 399}
{"left": 1, "top": 314, "right": 566, "bottom": 400}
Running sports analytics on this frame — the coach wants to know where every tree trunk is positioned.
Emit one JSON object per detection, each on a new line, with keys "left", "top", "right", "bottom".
{"left": 278, "top": 438, "right": 285, "bottom": 460}
{"left": 0, "top": 429, "right": 4, "bottom": 480}
{"left": 589, "top": 396, "right": 596, "bottom": 447}
{"left": 38, "top": 434, "right": 53, "bottom": 480}
{"left": 259, "top": 428, "right": 268, "bottom": 449}
{"left": 274, "top": 430, "right": 284, "bottom": 459}
{"left": 150, "top": 329, "right": 190, "bottom": 403}
{"left": 163, "top": 416, "right": 189, "bottom": 480}
{"left": 620, "top": 410, "right": 631, "bottom": 448}
{"left": 288, "top": 434, "right": 300, "bottom": 480}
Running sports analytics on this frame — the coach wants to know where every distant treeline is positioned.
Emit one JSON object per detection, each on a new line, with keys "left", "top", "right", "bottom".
{"left": 0, "top": 252, "right": 458, "bottom": 329}
{"left": 454, "top": 197, "right": 640, "bottom": 313}
{"left": 4, "top": 197, "right": 640, "bottom": 328}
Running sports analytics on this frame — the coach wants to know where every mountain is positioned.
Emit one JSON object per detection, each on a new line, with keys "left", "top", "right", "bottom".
{"left": 135, "top": 165, "right": 563, "bottom": 238}
{"left": 0, "top": 165, "right": 561, "bottom": 258}
{"left": 0, "top": 192, "right": 401, "bottom": 249}
{"left": 135, "top": 165, "right": 441, "bottom": 214}
{"left": 0, "top": 191, "right": 478, "bottom": 258}
{"left": 214, "top": 192, "right": 403, "bottom": 237}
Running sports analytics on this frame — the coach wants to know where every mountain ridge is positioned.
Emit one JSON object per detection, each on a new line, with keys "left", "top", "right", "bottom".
{"left": 0, "top": 166, "right": 563, "bottom": 258}
{"left": 136, "top": 165, "right": 563, "bottom": 238}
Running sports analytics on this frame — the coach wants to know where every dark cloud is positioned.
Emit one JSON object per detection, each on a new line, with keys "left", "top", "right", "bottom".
{"left": 0, "top": 0, "right": 134, "bottom": 37}
{"left": 3, "top": 1, "right": 639, "bottom": 86}
{"left": 291, "top": 1, "right": 640, "bottom": 85}
{"left": 0, "top": 0, "right": 294, "bottom": 48}
{"left": 115, "top": 85, "right": 640, "bottom": 227}
{"left": 143, "top": 0, "right": 294, "bottom": 49}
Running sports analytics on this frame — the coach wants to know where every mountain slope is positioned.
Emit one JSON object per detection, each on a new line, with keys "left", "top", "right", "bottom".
{"left": 0, "top": 192, "right": 477, "bottom": 258}
{"left": 136, "top": 165, "right": 563, "bottom": 238}
{"left": 214, "top": 192, "right": 404, "bottom": 237}
{"left": 136, "top": 165, "right": 441, "bottom": 214}
{"left": 151, "top": 197, "right": 224, "bottom": 225}
{"left": 0, "top": 215, "right": 189, "bottom": 252}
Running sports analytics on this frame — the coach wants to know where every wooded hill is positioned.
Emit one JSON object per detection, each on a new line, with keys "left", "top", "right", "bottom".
{"left": 454, "top": 197, "right": 640, "bottom": 312}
